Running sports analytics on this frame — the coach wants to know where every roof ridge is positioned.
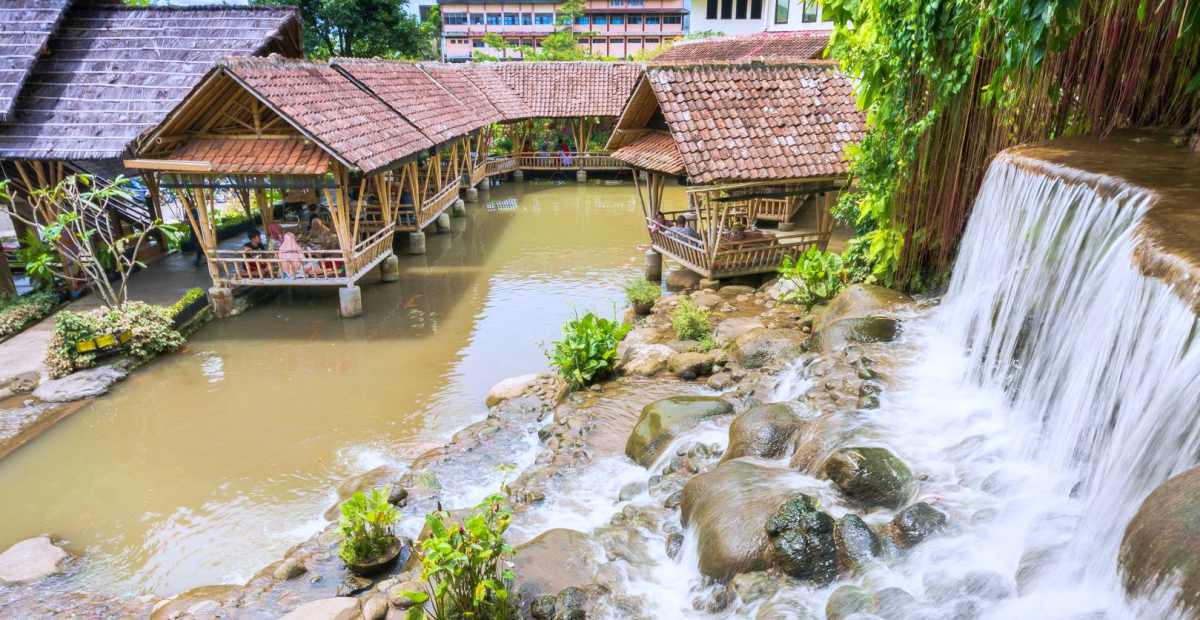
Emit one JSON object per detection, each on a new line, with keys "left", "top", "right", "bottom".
{"left": 649, "top": 59, "right": 840, "bottom": 70}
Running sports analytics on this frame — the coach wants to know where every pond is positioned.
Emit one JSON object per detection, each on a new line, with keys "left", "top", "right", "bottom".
{"left": 0, "top": 179, "right": 681, "bottom": 597}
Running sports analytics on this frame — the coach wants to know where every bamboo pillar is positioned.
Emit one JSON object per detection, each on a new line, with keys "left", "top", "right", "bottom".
{"left": 143, "top": 173, "right": 170, "bottom": 252}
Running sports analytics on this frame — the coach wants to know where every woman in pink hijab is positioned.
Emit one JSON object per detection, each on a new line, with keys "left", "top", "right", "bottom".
{"left": 266, "top": 223, "right": 285, "bottom": 249}
{"left": 278, "top": 232, "right": 304, "bottom": 279}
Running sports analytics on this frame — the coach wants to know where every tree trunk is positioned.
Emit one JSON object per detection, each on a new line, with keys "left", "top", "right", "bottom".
{"left": 0, "top": 251, "right": 16, "bottom": 299}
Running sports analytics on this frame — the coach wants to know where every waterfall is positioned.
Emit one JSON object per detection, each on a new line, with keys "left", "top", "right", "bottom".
{"left": 939, "top": 153, "right": 1200, "bottom": 597}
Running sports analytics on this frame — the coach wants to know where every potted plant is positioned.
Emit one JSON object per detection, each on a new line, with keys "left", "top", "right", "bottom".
{"left": 624, "top": 278, "right": 660, "bottom": 316}
{"left": 339, "top": 487, "right": 402, "bottom": 576}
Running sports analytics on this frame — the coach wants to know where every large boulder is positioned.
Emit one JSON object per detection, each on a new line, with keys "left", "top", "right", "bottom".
{"left": 511, "top": 529, "right": 597, "bottom": 605}
{"left": 278, "top": 597, "right": 360, "bottom": 620}
{"left": 723, "top": 404, "right": 805, "bottom": 462}
{"left": 691, "top": 289, "right": 723, "bottom": 309}
{"left": 811, "top": 317, "right": 900, "bottom": 352}
{"left": 814, "top": 284, "right": 911, "bottom": 333}
{"left": 666, "top": 268, "right": 702, "bottom": 292}
{"left": 619, "top": 343, "right": 675, "bottom": 377}
{"left": 625, "top": 396, "right": 733, "bottom": 468}
{"left": 764, "top": 494, "right": 838, "bottom": 584}
{"left": 834, "top": 514, "right": 881, "bottom": 573}
{"left": 889, "top": 502, "right": 947, "bottom": 548}
{"left": 714, "top": 317, "right": 765, "bottom": 345}
{"left": 1120, "top": 467, "right": 1200, "bottom": 616}
{"left": 0, "top": 535, "right": 69, "bottom": 583}
{"left": 32, "top": 365, "right": 127, "bottom": 403}
{"left": 485, "top": 373, "right": 541, "bottom": 407}
{"left": 681, "top": 460, "right": 805, "bottom": 579}
{"left": 821, "top": 447, "right": 915, "bottom": 509}
{"left": 731, "top": 328, "right": 806, "bottom": 369}
{"left": 667, "top": 351, "right": 716, "bottom": 380}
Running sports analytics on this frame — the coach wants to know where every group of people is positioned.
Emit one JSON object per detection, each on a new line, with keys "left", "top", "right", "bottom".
{"left": 238, "top": 221, "right": 341, "bottom": 279}
{"left": 651, "top": 212, "right": 701, "bottom": 240}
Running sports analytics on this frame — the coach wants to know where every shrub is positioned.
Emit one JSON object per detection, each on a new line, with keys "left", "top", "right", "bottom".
{"left": 0, "top": 291, "right": 58, "bottom": 340}
{"left": 547, "top": 312, "right": 631, "bottom": 389}
{"left": 671, "top": 298, "right": 710, "bottom": 341}
{"left": 779, "top": 246, "right": 851, "bottom": 308}
{"left": 338, "top": 487, "right": 399, "bottom": 565}
{"left": 168, "top": 288, "right": 207, "bottom": 318}
{"left": 624, "top": 278, "right": 660, "bottom": 307}
{"left": 401, "top": 493, "right": 515, "bottom": 620}
{"left": 45, "top": 301, "right": 185, "bottom": 378}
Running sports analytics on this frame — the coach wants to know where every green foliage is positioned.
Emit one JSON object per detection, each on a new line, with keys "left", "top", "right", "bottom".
{"left": 0, "top": 291, "right": 58, "bottom": 340}
{"left": 779, "top": 246, "right": 852, "bottom": 308}
{"left": 46, "top": 302, "right": 185, "bottom": 378}
{"left": 696, "top": 333, "right": 718, "bottom": 353}
{"left": 254, "top": 0, "right": 429, "bottom": 59}
{"left": 15, "top": 230, "right": 58, "bottom": 291}
{"left": 547, "top": 312, "right": 631, "bottom": 389}
{"left": 624, "top": 278, "right": 660, "bottom": 307}
{"left": 401, "top": 493, "right": 515, "bottom": 620}
{"left": 670, "top": 298, "right": 710, "bottom": 341}
{"left": 168, "top": 288, "right": 207, "bottom": 318}
{"left": 338, "top": 487, "right": 400, "bottom": 565}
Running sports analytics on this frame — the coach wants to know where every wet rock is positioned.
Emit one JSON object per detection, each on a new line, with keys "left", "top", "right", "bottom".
{"left": 668, "top": 351, "right": 715, "bottom": 380}
{"left": 961, "top": 570, "right": 1012, "bottom": 601}
{"left": 273, "top": 556, "right": 307, "bottom": 580}
{"left": 618, "top": 481, "right": 644, "bottom": 502}
{"left": 387, "top": 486, "right": 408, "bottom": 506}
{"left": 813, "top": 284, "right": 911, "bottom": 332}
{"left": 1015, "top": 544, "right": 1063, "bottom": 595}
{"left": 811, "top": 317, "right": 900, "bottom": 352}
{"left": 388, "top": 581, "right": 426, "bottom": 608}
{"left": 666, "top": 268, "right": 702, "bottom": 291}
{"left": 362, "top": 595, "right": 388, "bottom": 620}
{"left": 706, "top": 371, "right": 734, "bottom": 390}
{"left": 691, "top": 289, "right": 723, "bottom": 309}
{"left": 619, "top": 343, "right": 675, "bottom": 377}
{"left": 664, "top": 490, "right": 683, "bottom": 509}
{"left": 532, "top": 595, "right": 557, "bottom": 619}
{"left": 719, "top": 284, "right": 756, "bottom": 297}
{"left": 1120, "top": 466, "right": 1200, "bottom": 615}
{"left": 834, "top": 514, "right": 881, "bottom": 572}
{"left": 715, "top": 317, "right": 766, "bottom": 345}
{"left": 692, "top": 584, "right": 732, "bottom": 613}
{"left": 279, "top": 597, "right": 360, "bottom": 620}
{"left": 826, "top": 585, "right": 876, "bottom": 620}
{"left": 511, "top": 529, "right": 597, "bottom": 605}
{"left": 761, "top": 277, "right": 799, "bottom": 301}
{"left": 730, "top": 571, "right": 780, "bottom": 604}
{"left": 625, "top": 396, "right": 733, "bottom": 468}
{"left": 765, "top": 494, "right": 838, "bottom": 584}
{"left": 666, "top": 532, "right": 684, "bottom": 559}
{"left": 946, "top": 597, "right": 982, "bottom": 620}
{"left": 598, "top": 527, "right": 654, "bottom": 566}
{"left": 731, "top": 328, "right": 806, "bottom": 369}
{"left": 755, "top": 593, "right": 819, "bottom": 619}
{"left": 337, "top": 575, "right": 373, "bottom": 596}
{"left": 821, "top": 447, "right": 915, "bottom": 509}
{"left": 890, "top": 502, "right": 947, "bottom": 548}
{"left": 32, "top": 365, "right": 127, "bottom": 403}
{"left": 874, "top": 587, "right": 918, "bottom": 620}
{"left": 0, "top": 535, "right": 69, "bottom": 583}
{"left": 681, "top": 460, "right": 802, "bottom": 579}
{"left": 723, "top": 403, "right": 804, "bottom": 462}
{"left": 554, "top": 586, "right": 588, "bottom": 620}
{"left": 485, "top": 373, "right": 542, "bottom": 407}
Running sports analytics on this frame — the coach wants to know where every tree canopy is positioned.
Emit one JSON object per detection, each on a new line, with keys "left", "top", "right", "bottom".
{"left": 254, "top": 0, "right": 433, "bottom": 59}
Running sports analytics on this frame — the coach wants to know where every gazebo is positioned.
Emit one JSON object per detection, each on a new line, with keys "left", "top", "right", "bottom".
{"left": 606, "top": 59, "right": 864, "bottom": 281}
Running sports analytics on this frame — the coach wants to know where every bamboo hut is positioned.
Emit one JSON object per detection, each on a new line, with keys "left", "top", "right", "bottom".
{"left": 607, "top": 60, "right": 864, "bottom": 280}
{"left": 0, "top": 2, "right": 301, "bottom": 296}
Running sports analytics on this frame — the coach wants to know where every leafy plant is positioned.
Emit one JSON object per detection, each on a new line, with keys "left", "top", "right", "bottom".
{"left": 697, "top": 333, "right": 718, "bottom": 353}
{"left": 624, "top": 278, "right": 660, "bottom": 308}
{"left": 45, "top": 301, "right": 185, "bottom": 378}
{"left": 0, "top": 291, "right": 58, "bottom": 340}
{"left": 14, "top": 230, "right": 59, "bottom": 291}
{"left": 168, "top": 288, "right": 207, "bottom": 318}
{"left": 779, "top": 247, "right": 850, "bottom": 308}
{"left": 670, "top": 298, "right": 710, "bottom": 341}
{"left": 338, "top": 487, "right": 400, "bottom": 565}
{"left": 401, "top": 493, "right": 516, "bottom": 620}
{"left": 547, "top": 312, "right": 631, "bottom": 389}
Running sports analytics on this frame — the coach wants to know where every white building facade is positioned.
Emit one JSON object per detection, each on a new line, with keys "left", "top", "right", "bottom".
{"left": 687, "top": 0, "right": 829, "bottom": 36}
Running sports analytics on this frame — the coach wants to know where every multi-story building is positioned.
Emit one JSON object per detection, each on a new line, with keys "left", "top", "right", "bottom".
{"left": 687, "top": 0, "right": 831, "bottom": 36}
{"left": 439, "top": 0, "right": 687, "bottom": 61}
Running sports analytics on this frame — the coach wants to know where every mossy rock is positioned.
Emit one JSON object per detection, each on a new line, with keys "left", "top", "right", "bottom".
{"left": 625, "top": 396, "right": 733, "bottom": 468}
{"left": 731, "top": 328, "right": 807, "bottom": 369}
{"left": 821, "top": 446, "right": 915, "bottom": 509}
{"left": 723, "top": 403, "right": 805, "bottom": 462}
{"left": 813, "top": 284, "right": 911, "bottom": 333}
{"left": 1120, "top": 466, "right": 1200, "bottom": 617}
{"left": 811, "top": 316, "right": 900, "bottom": 352}
{"left": 765, "top": 494, "right": 838, "bottom": 584}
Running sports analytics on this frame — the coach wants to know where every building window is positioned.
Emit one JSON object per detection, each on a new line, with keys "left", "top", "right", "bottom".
{"left": 628, "top": 0, "right": 644, "bottom": 5}
{"left": 594, "top": 15, "right": 608, "bottom": 25}
{"left": 611, "top": 14, "right": 625, "bottom": 25}
{"left": 628, "top": 37, "right": 641, "bottom": 44}
{"left": 518, "top": 13, "right": 529, "bottom": 24}
{"left": 646, "top": 15, "right": 660, "bottom": 24}
{"left": 444, "top": 12, "right": 467, "bottom": 25}
{"left": 773, "top": 0, "right": 788, "bottom": 24}
{"left": 706, "top": 0, "right": 718, "bottom": 18}
{"left": 720, "top": 0, "right": 732, "bottom": 19}
{"left": 486, "top": 13, "right": 501, "bottom": 24}
{"left": 535, "top": 12, "right": 554, "bottom": 24}
{"left": 629, "top": 14, "right": 642, "bottom": 24}
{"left": 750, "top": 0, "right": 762, "bottom": 18}
{"left": 802, "top": 0, "right": 819, "bottom": 22}
{"left": 502, "top": 13, "right": 517, "bottom": 24}
{"left": 575, "top": 15, "right": 589, "bottom": 24}
{"left": 644, "top": 37, "right": 658, "bottom": 44}
{"left": 473, "top": 39, "right": 485, "bottom": 47}
{"left": 664, "top": 14, "right": 682, "bottom": 24}
{"left": 470, "top": 13, "right": 484, "bottom": 24}
{"left": 736, "top": 0, "right": 748, "bottom": 18}
{"left": 609, "top": 0, "right": 625, "bottom": 5}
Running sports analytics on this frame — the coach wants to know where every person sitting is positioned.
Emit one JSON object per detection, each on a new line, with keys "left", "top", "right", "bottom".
{"left": 651, "top": 211, "right": 670, "bottom": 231}
{"left": 266, "top": 223, "right": 285, "bottom": 250}
{"left": 278, "top": 232, "right": 305, "bottom": 279}
{"left": 241, "top": 229, "right": 269, "bottom": 278}
{"left": 560, "top": 141, "right": 573, "bottom": 167}
{"left": 669, "top": 215, "right": 700, "bottom": 240}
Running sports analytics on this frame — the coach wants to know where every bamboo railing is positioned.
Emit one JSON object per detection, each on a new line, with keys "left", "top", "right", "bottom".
{"left": 754, "top": 197, "right": 800, "bottom": 222}
{"left": 207, "top": 223, "right": 395, "bottom": 287}
{"left": 514, "top": 152, "right": 623, "bottom": 171}
{"left": 485, "top": 157, "right": 517, "bottom": 177}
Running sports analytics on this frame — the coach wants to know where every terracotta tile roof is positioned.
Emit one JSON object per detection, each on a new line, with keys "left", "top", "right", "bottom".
{"left": 333, "top": 59, "right": 489, "bottom": 145}
{"left": 458, "top": 64, "right": 530, "bottom": 121}
{"left": 646, "top": 63, "right": 864, "bottom": 184}
{"left": 0, "top": 5, "right": 301, "bottom": 160}
{"left": 611, "top": 131, "right": 684, "bottom": 176}
{"left": 224, "top": 57, "right": 432, "bottom": 174}
{"left": 487, "top": 62, "right": 641, "bottom": 118}
{"left": 0, "top": 0, "right": 70, "bottom": 123}
{"left": 651, "top": 30, "right": 830, "bottom": 66}
{"left": 417, "top": 62, "right": 504, "bottom": 126}
{"left": 171, "top": 137, "right": 329, "bottom": 175}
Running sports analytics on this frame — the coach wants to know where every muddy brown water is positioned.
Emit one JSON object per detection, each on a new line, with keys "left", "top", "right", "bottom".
{"left": 0, "top": 179, "right": 683, "bottom": 598}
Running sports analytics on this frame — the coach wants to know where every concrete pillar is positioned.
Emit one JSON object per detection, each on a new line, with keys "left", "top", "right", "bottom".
{"left": 576, "top": 170, "right": 587, "bottom": 183}
{"left": 477, "top": 181, "right": 488, "bottom": 193}
{"left": 380, "top": 255, "right": 400, "bottom": 282}
{"left": 778, "top": 221, "right": 796, "bottom": 232}
{"left": 436, "top": 212, "right": 452, "bottom": 232}
{"left": 407, "top": 231, "right": 426, "bottom": 255}
{"left": 208, "top": 286, "right": 234, "bottom": 319}
{"left": 452, "top": 198, "right": 467, "bottom": 216}
{"left": 513, "top": 170, "right": 524, "bottom": 182}
{"left": 339, "top": 285, "right": 362, "bottom": 318}
{"left": 465, "top": 187, "right": 479, "bottom": 203}
{"left": 644, "top": 250, "right": 662, "bottom": 282}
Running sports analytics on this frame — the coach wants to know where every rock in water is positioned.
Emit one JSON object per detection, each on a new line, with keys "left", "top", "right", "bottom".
{"left": 1120, "top": 466, "right": 1200, "bottom": 616}
{"left": 813, "top": 284, "right": 911, "bottom": 333}
{"left": 0, "top": 535, "right": 69, "bottom": 583}
{"left": 825, "top": 585, "right": 876, "bottom": 620}
{"left": 278, "top": 597, "right": 360, "bottom": 620}
{"left": 668, "top": 351, "right": 716, "bottom": 380}
{"left": 715, "top": 317, "right": 765, "bottom": 345}
{"left": 531, "top": 595, "right": 556, "bottom": 619}
{"left": 32, "top": 365, "right": 127, "bottom": 403}
{"left": 890, "top": 502, "right": 947, "bottom": 548}
{"left": 811, "top": 317, "right": 900, "bottom": 352}
{"left": 821, "top": 447, "right": 915, "bottom": 509}
{"left": 666, "top": 268, "right": 702, "bottom": 291}
{"left": 485, "top": 373, "right": 542, "bottom": 407}
{"left": 723, "top": 404, "right": 805, "bottom": 462}
{"left": 625, "top": 396, "right": 733, "bottom": 468}
{"left": 834, "top": 514, "right": 881, "bottom": 572}
{"left": 681, "top": 460, "right": 803, "bottom": 579}
{"left": 755, "top": 593, "right": 819, "bottom": 619}
{"left": 619, "top": 343, "right": 675, "bottom": 377}
{"left": 361, "top": 595, "right": 388, "bottom": 620}
{"left": 272, "top": 556, "right": 307, "bottom": 580}
{"left": 511, "top": 529, "right": 597, "bottom": 606}
{"left": 554, "top": 586, "right": 588, "bottom": 620}
{"left": 731, "top": 328, "right": 806, "bottom": 369}
{"left": 764, "top": 494, "right": 838, "bottom": 584}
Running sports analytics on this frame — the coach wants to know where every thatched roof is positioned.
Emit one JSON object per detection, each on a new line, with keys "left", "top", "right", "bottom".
{"left": 0, "top": 4, "right": 301, "bottom": 161}
{"left": 610, "top": 131, "right": 684, "bottom": 176}
{"left": 488, "top": 62, "right": 641, "bottom": 118}
{"left": 0, "top": 0, "right": 70, "bottom": 123}
{"left": 171, "top": 137, "right": 329, "bottom": 176}
{"left": 650, "top": 31, "right": 830, "bottom": 66}
{"left": 607, "top": 62, "right": 864, "bottom": 184}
